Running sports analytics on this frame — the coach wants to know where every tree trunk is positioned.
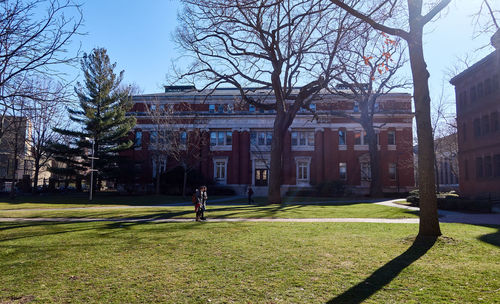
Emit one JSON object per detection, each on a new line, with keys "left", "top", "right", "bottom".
{"left": 9, "top": 133, "right": 19, "bottom": 199}
{"left": 33, "top": 160, "right": 40, "bottom": 193}
{"left": 182, "top": 164, "right": 188, "bottom": 198}
{"left": 366, "top": 124, "right": 383, "bottom": 197}
{"left": 268, "top": 113, "right": 287, "bottom": 204}
{"left": 155, "top": 155, "right": 161, "bottom": 195}
{"left": 407, "top": 25, "right": 441, "bottom": 237}
{"left": 434, "top": 157, "right": 440, "bottom": 193}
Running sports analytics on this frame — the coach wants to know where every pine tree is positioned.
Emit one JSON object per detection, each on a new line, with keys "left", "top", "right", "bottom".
{"left": 53, "top": 48, "right": 136, "bottom": 191}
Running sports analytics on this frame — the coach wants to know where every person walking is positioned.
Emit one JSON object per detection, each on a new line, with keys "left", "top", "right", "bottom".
{"left": 193, "top": 187, "right": 202, "bottom": 221}
{"left": 247, "top": 185, "right": 254, "bottom": 204}
{"left": 197, "top": 185, "right": 208, "bottom": 221}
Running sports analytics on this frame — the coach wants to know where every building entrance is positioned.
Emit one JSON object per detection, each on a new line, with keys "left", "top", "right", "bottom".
{"left": 255, "top": 169, "right": 268, "bottom": 186}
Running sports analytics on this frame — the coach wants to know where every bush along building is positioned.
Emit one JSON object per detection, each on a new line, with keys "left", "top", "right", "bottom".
{"left": 121, "top": 86, "right": 415, "bottom": 196}
{"left": 450, "top": 30, "right": 500, "bottom": 200}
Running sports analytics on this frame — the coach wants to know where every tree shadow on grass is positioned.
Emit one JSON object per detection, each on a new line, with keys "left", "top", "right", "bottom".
{"left": 477, "top": 224, "right": 500, "bottom": 248}
{"left": 327, "top": 236, "right": 437, "bottom": 304}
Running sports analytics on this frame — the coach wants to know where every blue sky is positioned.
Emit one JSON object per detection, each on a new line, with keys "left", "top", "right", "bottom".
{"left": 64, "top": 0, "right": 495, "bottom": 109}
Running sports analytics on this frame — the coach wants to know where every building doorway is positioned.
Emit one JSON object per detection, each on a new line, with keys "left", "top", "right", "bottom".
{"left": 255, "top": 169, "right": 268, "bottom": 186}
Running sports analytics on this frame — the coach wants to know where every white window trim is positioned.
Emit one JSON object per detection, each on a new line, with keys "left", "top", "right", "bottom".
{"left": 210, "top": 130, "right": 233, "bottom": 151}
{"left": 213, "top": 157, "right": 228, "bottom": 184}
{"left": 294, "top": 156, "right": 311, "bottom": 185}
{"left": 152, "top": 157, "right": 167, "bottom": 178}
{"left": 250, "top": 130, "right": 273, "bottom": 151}
{"left": 291, "top": 130, "right": 315, "bottom": 151}
{"left": 339, "top": 162, "right": 347, "bottom": 180}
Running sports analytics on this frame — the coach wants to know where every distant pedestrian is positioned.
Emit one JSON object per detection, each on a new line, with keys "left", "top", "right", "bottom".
{"left": 247, "top": 185, "right": 254, "bottom": 204}
{"left": 193, "top": 188, "right": 202, "bottom": 221}
{"left": 197, "top": 185, "right": 208, "bottom": 221}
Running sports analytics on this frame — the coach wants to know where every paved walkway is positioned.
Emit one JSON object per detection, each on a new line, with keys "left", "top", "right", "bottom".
{"left": 0, "top": 217, "right": 419, "bottom": 223}
{"left": 1, "top": 198, "right": 499, "bottom": 226}
{"left": 376, "top": 199, "right": 500, "bottom": 226}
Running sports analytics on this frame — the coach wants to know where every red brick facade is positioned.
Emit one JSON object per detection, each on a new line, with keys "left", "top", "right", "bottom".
{"left": 122, "top": 88, "right": 415, "bottom": 195}
{"left": 451, "top": 49, "right": 500, "bottom": 199}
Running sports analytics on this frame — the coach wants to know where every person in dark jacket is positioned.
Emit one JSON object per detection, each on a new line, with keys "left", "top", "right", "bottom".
{"left": 247, "top": 185, "right": 254, "bottom": 204}
{"left": 196, "top": 185, "right": 208, "bottom": 221}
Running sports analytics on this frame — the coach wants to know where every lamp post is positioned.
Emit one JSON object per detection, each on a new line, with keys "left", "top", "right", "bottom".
{"left": 88, "top": 138, "right": 98, "bottom": 201}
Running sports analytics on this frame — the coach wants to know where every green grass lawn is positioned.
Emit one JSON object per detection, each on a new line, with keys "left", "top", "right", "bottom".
{"left": 0, "top": 203, "right": 418, "bottom": 219}
{"left": 0, "top": 194, "right": 206, "bottom": 210}
{"left": 0, "top": 193, "right": 391, "bottom": 210}
{"left": 0, "top": 220, "right": 498, "bottom": 303}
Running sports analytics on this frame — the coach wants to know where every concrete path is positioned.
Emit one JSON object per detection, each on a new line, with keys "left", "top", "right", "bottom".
{"left": 1, "top": 198, "right": 498, "bottom": 226}
{"left": 0, "top": 217, "right": 419, "bottom": 223}
{"left": 376, "top": 199, "right": 500, "bottom": 226}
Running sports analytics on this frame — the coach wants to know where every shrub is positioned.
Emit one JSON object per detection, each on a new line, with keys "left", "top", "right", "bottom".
{"left": 315, "top": 180, "right": 346, "bottom": 197}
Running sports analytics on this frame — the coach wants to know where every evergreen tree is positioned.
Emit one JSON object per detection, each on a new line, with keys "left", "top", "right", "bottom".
{"left": 53, "top": 48, "right": 136, "bottom": 191}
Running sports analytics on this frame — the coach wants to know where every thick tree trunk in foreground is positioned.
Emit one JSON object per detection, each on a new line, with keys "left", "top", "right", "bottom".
{"left": 408, "top": 28, "right": 441, "bottom": 237}
{"left": 268, "top": 113, "right": 288, "bottom": 204}
{"left": 364, "top": 122, "right": 383, "bottom": 197}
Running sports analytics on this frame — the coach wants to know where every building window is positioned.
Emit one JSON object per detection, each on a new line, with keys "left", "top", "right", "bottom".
{"left": 494, "top": 154, "right": 500, "bottom": 178}
{"left": 389, "top": 163, "right": 397, "bottom": 180}
{"left": 476, "top": 157, "right": 483, "bottom": 179}
{"left": 135, "top": 131, "right": 142, "bottom": 149}
{"left": 217, "top": 105, "right": 224, "bottom": 113}
{"left": 387, "top": 130, "right": 396, "bottom": 145}
{"left": 339, "top": 129, "right": 346, "bottom": 145}
{"left": 150, "top": 104, "right": 157, "bottom": 111}
{"left": 485, "top": 78, "right": 492, "bottom": 95}
{"left": 477, "top": 82, "right": 484, "bottom": 98}
{"left": 482, "top": 115, "right": 490, "bottom": 135}
{"left": 491, "top": 112, "right": 499, "bottom": 132}
{"left": 291, "top": 131, "right": 314, "bottom": 147}
{"left": 209, "top": 104, "right": 215, "bottom": 113}
{"left": 251, "top": 131, "right": 272, "bottom": 146}
{"left": 353, "top": 102, "right": 359, "bottom": 113}
{"left": 473, "top": 118, "right": 481, "bottom": 137}
{"left": 470, "top": 86, "right": 477, "bottom": 101}
{"left": 210, "top": 131, "right": 232, "bottom": 146}
{"left": 361, "top": 162, "right": 371, "bottom": 181}
{"left": 297, "top": 161, "right": 309, "bottom": 182}
{"left": 485, "top": 156, "right": 492, "bottom": 177}
{"left": 339, "top": 162, "right": 347, "bottom": 180}
{"left": 310, "top": 104, "right": 316, "bottom": 112}
{"left": 214, "top": 160, "right": 227, "bottom": 183}
{"left": 354, "top": 131, "right": 362, "bottom": 145}
{"left": 249, "top": 105, "right": 256, "bottom": 113}
{"left": 180, "top": 131, "right": 187, "bottom": 145}
{"left": 152, "top": 158, "right": 167, "bottom": 178}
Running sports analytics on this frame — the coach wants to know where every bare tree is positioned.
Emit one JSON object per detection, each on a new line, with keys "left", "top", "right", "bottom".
{"left": 24, "top": 78, "right": 68, "bottom": 191}
{"left": 472, "top": 0, "right": 499, "bottom": 41}
{"left": 0, "top": 0, "right": 82, "bottom": 140}
{"left": 175, "top": 0, "right": 360, "bottom": 203}
{"left": 430, "top": 84, "right": 458, "bottom": 192}
{"left": 327, "top": 27, "right": 410, "bottom": 196}
{"left": 145, "top": 100, "right": 209, "bottom": 196}
{"left": 1, "top": 95, "right": 29, "bottom": 197}
{"left": 329, "top": 0, "right": 453, "bottom": 237}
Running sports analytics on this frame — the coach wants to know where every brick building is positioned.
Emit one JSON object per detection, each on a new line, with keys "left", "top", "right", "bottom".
{"left": 123, "top": 86, "right": 415, "bottom": 195}
{"left": 450, "top": 30, "right": 500, "bottom": 199}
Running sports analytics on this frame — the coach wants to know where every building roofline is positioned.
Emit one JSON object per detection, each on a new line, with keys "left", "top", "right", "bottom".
{"left": 450, "top": 51, "right": 497, "bottom": 85}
